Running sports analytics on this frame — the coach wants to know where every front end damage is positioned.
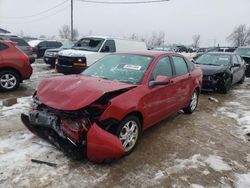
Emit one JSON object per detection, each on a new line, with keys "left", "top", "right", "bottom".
{"left": 21, "top": 92, "right": 127, "bottom": 163}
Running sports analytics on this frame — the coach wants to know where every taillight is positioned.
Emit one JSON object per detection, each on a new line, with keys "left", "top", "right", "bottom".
{"left": 20, "top": 53, "right": 29, "bottom": 63}
{"left": 26, "top": 46, "right": 33, "bottom": 52}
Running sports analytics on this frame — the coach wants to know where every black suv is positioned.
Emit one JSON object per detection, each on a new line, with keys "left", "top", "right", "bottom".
{"left": 28, "top": 40, "right": 62, "bottom": 58}
{"left": 0, "top": 34, "right": 36, "bottom": 63}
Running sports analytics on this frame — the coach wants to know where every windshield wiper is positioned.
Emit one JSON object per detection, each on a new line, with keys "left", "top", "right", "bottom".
{"left": 117, "top": 80, "right": 136, "bottom": 84}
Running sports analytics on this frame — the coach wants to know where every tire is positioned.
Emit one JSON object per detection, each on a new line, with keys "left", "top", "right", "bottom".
{"left": 115, "top": 116, "right": 141, "bottom": 156}
{"left": 238, "top": 73, "right": 245, "bottom": 84}
{"left": 221, "top": 78, "right": 232, "bottom": 94}
{"left": 0, "top": 70, "right": 20, "bottom": 91}
{"left": 183, "top": 89, "right": 199, "bottom": 114}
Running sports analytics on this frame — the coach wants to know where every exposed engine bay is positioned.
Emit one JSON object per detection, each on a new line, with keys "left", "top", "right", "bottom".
{"left": 21, "top": 88, "right": 134, "bottom": 162}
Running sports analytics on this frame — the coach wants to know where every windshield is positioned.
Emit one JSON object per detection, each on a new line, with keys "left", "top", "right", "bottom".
{"left": 60, "top": 41, "right": 74, "bottom": 49}
{"left": 195, "top": 54, "right": 231, "bottom": 66}
{"left": 72, "top": 38, "right": 104, "bottom": 52}
{"left": 28, "top": 40, "right": 42, "bottom": 47}
{"left": 83, "top": 54, "right": 153, "bottom": 84}
{"left": 234, "top": 48, "right": 250, "bottom": 56}
{"left": 10, "top": 37, "right": 29, "bottom": 46}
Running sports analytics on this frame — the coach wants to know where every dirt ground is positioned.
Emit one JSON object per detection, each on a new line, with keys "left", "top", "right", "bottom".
{"left": 0, "top": 60, "right": 249, "bottom": 188}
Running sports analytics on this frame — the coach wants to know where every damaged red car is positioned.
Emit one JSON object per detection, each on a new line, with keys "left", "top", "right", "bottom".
{"left": 21, "top": 51, "right": 202, "bottom": 162}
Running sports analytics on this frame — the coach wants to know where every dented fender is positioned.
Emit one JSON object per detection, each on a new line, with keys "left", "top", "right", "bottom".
{"left": 87, "top": 123, "right": 124, "bottom": 162}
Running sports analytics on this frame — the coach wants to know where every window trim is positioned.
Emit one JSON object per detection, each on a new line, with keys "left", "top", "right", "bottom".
{"left": 149, "top": 55, "right": 174, "bottom": 81}
{"left": 0, "top": 43, "right": 9, "bottom": 51}
{"left": 170, "top": 55, "right": 189, "bottom": 77}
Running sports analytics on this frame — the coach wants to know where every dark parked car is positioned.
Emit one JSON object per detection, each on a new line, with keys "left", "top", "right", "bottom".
{"left": 21, "top": 51, "right": 202, "bottom": 162}
{"left": 29, "top": 40, "right": 63, "bottom": 58}
{"left": 234, "top": 47, "right": 250, "bottom": 77}
{"left": 195, "top": 52, "right": 246, "bottom": 93}
{"left": 43, "top": 41, "right": 74, "bottom": 67}
{"left": 0, "top": 34, "right": 36, "bottom": 63}
{"left": 0, "top": 40, "right": 32, "bottom": 91}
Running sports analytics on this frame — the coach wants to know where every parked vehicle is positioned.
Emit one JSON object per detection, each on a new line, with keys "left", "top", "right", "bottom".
{"left": 28, "top": 40, "right": 63, "bottom": 58}
{"left": 21, "top": 51, "right": 202, "bottom": 162}
{"left": 195, "top": 52, "right": 246, "bottom": 93}
{"left": 0, "top": 40, "right": 32, "bottom": 91}
{"left": 234, "top": 47, "right": 250, "bottom": 77}
{"left": 56, "top": 36, "right": 147, "bottom": 74}
{"left": 44, "top": 41, "right": 75, "bottom": 67}
{"left": 0, "top": 34, "right": 36, "bottom": 63}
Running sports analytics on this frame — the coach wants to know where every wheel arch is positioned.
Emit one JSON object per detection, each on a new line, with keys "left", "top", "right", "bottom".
{"left": 122, "top": 111, "right": 144, "bottom": 129}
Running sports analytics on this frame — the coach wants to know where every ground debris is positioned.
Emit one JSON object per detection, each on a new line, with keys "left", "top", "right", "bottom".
{"left": 2, "top": 98, "right": 17, "bottom": 107}
{"left": 31, "top": 159, "right": 57, "bottom": 167}
{"left": 208, "top": 97, "right": 219, "bottom": 103}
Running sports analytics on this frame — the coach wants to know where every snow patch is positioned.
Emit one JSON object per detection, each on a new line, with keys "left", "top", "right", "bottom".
{"left": 204, "top": 155, "right": 232, "bottom": 171}
{"left": 190, "top": 184, "right": 205, "bottom": 188}
{"left": 234, "top": 172, "right": 250, "bottom": 188}
{"left": 0, "top": 96, "right": 32, "bottom": 118}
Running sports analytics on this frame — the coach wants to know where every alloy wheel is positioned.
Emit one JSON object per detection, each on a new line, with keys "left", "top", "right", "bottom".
{"left": 0, "top": 73, "right": 17, "bottom": 90}
{"left": 119, "top": 120, "right": 139, "bottom": 152}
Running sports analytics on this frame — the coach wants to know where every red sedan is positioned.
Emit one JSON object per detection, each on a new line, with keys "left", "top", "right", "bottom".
{"left": 0, "top": 40, "right": 32, "bottom": 91}
{"left": 21, "top": 51, "right": 202, "bottom": 162}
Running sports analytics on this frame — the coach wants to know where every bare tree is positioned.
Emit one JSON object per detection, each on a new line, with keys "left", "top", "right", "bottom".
{"left": 59, "top": 25, "right": 79, "bottom": 40}
{"left": 146, "top": 31, "right": 165, "bottom": 48}
{"left": 192, "top": 34, "right": 200, "bottom": 48}
{"left": 227, "top": 24, "right": 250, "bottom": 47}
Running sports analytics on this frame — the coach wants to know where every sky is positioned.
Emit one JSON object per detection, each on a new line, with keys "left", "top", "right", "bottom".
{"left": 0, "top": 0, "right": 250, "bottom": 47}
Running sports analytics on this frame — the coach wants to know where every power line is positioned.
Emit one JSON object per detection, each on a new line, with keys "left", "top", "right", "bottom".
{"left": 1, "top": 0, "right": 69, "bottom": 19}
{"left": 0, "top": 5, "right": 70, "bottom": 24}
{"left": 77, "top": 0, "right": 169, "bottom": 4}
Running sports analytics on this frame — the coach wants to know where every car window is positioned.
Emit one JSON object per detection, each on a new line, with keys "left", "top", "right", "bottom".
{"left": 0, "top": 43, "right": 9, "bottom": 51}
{"left": 101, "top": 40, "right": 116, "bottom": 52}
{"left": 236, "top": 55, "right": 244, "bottom": 65}
{"left": 9, "top": 37, "right": 29, "bottom": 46}
{"left": 39, "top": 41, "right": 47, "bottom": 48}
{"left": 151, "top": 57, "right": 172, "bottom": 80}
{"left": 172, "top": 56, "right": 188, "bottom": 76}
{"left": 232, "top": 55, "right": 239, "bottom": 65}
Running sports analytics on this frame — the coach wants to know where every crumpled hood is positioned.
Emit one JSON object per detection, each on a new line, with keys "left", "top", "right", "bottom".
{"left": 58, "top": 49, "right": 95, "bottom": 57}
{"left": 199, "top": 64, "right": 228, "bottom": 75}
{"left": 36, "top": 75, "right": 135, "bottom": 111}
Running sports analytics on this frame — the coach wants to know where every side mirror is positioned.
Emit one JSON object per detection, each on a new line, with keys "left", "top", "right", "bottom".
{"left": 101, "top": 46, "right": 110, "bottom": 53}
{"left": 233, "top": 63, "right": 240, "bottom": 67}
{"left": 149, "top": 76, "right": 171, "bottom": 87}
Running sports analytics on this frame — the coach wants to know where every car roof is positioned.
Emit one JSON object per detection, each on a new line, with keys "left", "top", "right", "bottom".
{"left": 206, "top": 52, "right": 236, "bottom": 55}
{"left": 116, "top": 50, "right": 177, "bottom": 57}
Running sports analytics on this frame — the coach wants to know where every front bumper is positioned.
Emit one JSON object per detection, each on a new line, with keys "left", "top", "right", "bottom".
{"left": 44, "top": 56, "right": 56, "bottom": 66}
{"left": 56, "top": 63, "right": 86, "bottom": 74}
{"left": 21, "top": 113, "right": 124, "bottom": 163}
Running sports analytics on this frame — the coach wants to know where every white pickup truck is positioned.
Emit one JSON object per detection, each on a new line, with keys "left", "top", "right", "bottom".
{"left": 56, "top": 36, "right": 147, "bottom": 74}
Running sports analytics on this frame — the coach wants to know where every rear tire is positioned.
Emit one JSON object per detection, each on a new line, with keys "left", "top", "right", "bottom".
{"left": 115, "top": 116, "right": 141, "bottom": 156}
{"left": 0, "top": 70, "right": 20, "bottom": 91}
{"left": 183, "top": 89, "right": 199, "bottom": 114}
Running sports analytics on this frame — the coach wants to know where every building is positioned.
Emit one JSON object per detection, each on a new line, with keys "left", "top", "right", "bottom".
{"left": 0, "top": 28, "right": 10, "bottom": 34}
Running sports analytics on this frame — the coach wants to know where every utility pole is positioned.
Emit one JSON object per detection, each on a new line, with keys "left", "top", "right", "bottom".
{"left": 71, "top": 0, "right": 73, "bottom": 41}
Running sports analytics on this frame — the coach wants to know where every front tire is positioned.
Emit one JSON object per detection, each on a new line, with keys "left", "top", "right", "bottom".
{"left": 116, "top": 116, "right": 141, "bottom": 156}
{"left": 0, "top": 70, "right": 20, "bottom": 91}
{"left": 221, "top": 78, "right": 232, "bottom": 94}
{"left": 183, "top": 89, "right": 199, "bottom": 114}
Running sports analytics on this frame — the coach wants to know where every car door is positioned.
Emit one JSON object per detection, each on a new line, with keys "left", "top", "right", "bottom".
{"left": 231, "top": 55, "right": 241, "bottom": 84}
{"left": 171, "top": 56, "right": 192, "bottom": 109}
{"left": 143, "top": 56, "right": 177, "bottom": 128}
{"left": 0, "top": 42, "right": 9, "bottom": 62}
{"left": 236, "top": 55, "right": 246, "bottom": 80}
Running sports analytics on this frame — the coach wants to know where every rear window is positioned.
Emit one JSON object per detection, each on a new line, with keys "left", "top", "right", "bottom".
{"left": 0, "top": 43, "right": 9, "bottom": 51}
{"left": 10, "top": 37, "right": 29, "bottom": 46}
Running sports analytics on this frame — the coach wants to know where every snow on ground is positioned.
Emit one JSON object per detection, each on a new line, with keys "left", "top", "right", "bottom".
{"left": 216, "top": 89, "right": 250, "bottom": 139}
{"left": 234, "top": 172, "right": 250, "bottom": 188}
{"left": 0, "top": 96, "right": 32, "bottom": 118}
